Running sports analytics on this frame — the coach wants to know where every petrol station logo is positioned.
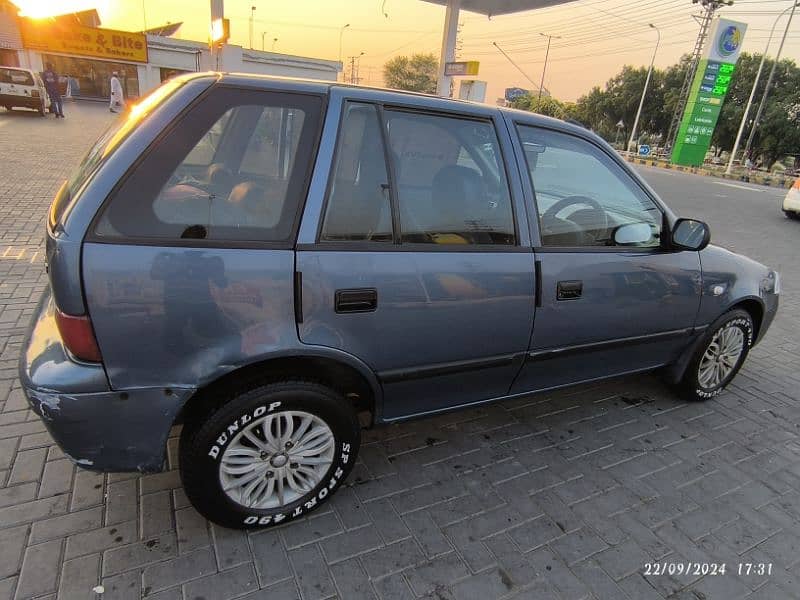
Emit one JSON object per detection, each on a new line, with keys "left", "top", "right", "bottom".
{"left": 718, "top": 25, "right": 743, "bottom": 58}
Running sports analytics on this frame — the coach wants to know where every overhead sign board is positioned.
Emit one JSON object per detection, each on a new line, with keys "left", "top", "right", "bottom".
{"left": 20, "top": 19, "right": 148, "bottom": 63}
{"left": 671, "top": 18, "right": 746, "bottom": 167}
{"left": 444, "top": 61, "right": 480, "bottom": 76}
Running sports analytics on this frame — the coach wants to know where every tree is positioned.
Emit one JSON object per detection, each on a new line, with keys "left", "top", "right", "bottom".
{"left": 509, "top": 52, "right": 800, "bottom": 168}
{"left": 510, "top": 94, "right": 575, "bottom": 120}
{"left": 383, "top": 53, "right": 438, "bottom": 94}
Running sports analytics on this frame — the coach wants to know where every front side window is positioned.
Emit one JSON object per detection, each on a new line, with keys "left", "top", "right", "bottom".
{"left": 95, "top": 89, "right": 321, "bottom": 243}
{"left": 518, "top": 125, "right": 662, "bottom": 248}
{"left": 385, "top": 110, "right": 515, "bottom": 245}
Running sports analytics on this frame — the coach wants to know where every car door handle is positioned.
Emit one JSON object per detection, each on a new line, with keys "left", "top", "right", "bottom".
{"left": 557, "top": 280, "right": 582, "bottom": 301}
{"left": 335, "top": 288, "right": 378, "bottom": 313}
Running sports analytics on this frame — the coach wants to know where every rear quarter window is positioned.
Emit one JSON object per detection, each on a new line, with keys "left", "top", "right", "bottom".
{"left": 92, "top": 88, "right": 323, "bottom": 245}
{"left": 49, "top": 77, "right": 189, "bottom": 229}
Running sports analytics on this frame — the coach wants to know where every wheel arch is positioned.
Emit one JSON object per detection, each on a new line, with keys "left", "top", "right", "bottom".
{"left": 727, "top": 297, "right": 764, "bottom": 342}
{"left": 176, "top": 348, "right": 381, "bottom": 427}
{"left": 663, "top": 298, "right": 763, "bottom": 386}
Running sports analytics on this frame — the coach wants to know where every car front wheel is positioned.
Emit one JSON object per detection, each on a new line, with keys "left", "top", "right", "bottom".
{"left": 179, "top": 379, "right": 360, "bottom": 529}
{"left": 678, "top": 309, "right": 753, "bottom": 401}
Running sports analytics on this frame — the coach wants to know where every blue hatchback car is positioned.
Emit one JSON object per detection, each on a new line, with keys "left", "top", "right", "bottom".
{"left": 21, "top": 73, "right": 779, "bottom": 528}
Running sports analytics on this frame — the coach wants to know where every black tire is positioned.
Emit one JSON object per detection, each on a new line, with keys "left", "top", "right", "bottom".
{"left": 677, "top": 309, "right": 754, "bottom": 402}
{"left": 38, "top": 101, "right": 46, "bottom": 116}
{"left": 784, "top": 210, "right": 800, "bottom": 220}
{"left": 179, "top": 379, "right": 360, "bottom": 529}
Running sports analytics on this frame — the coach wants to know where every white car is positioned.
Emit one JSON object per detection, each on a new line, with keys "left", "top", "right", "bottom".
{"left": 782, "top": 177, "right": 800, "bottom": 220}
{"left": 0, "top": 66, "right": 50, "bottom": 116}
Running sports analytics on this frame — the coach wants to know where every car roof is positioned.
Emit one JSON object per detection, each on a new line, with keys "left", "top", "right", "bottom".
{"left": 2, "top": 66, "right": 34, "bottom": 73}
{"left": 217, "top": 72, "right": 595, "bottom": 137}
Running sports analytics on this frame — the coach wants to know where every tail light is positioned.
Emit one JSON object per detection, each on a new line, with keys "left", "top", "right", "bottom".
{"left": 31, "top": 89, "right": 39, "bottom": 98}
{"left": 54, "top": 309, "right": 103, "bottom": 362}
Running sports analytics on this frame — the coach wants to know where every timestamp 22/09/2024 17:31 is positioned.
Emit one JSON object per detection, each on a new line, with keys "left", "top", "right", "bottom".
{"left": 643, "top": 562, "right": 773, "bottom": 577}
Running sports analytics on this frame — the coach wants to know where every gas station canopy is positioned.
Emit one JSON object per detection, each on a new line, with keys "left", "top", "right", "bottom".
{"left": 422, "top": 0, "right": 577, "bottom": 96}
{"left": 422, "top": 0, "right": 577, "bottom": 18}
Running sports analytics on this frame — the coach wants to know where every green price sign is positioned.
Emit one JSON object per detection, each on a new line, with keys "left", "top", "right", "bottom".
{"left": 671, "top": 18, "right": 746, "bottom": 166}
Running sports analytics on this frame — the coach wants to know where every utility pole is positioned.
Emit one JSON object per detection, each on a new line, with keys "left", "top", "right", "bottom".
{"left": 538, "top": 32, "right": 560, "bottom": 103}
{"left": 727, "top": 1, "right": 799, "bottom": 174}
{"left": 261, "top": 31, "right": 267, "bottom": 51}
{"left": 665, "top": 0, "right": 733, "bottom": 152}
{"left": 348, "top": 52, "right": 364, "bottom": 84}
{"left": 628, "top": 23, "right": 661, "bottom": 153}
{"left": 742, "top": 0, "right": 797, "bottom": 160}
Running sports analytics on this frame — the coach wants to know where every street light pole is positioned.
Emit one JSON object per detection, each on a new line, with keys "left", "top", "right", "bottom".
{"left": 628, "top": 23, "right": 661, "bottom": 153}
{"left": 272, "top": 38, "right": 278, "bottom": 51}
{"left": 538, "top": 33, "right": 560, "bottom": 103}
{"left": 339, "top": 23, "right": 350, "bottom": 81}
{"left": 249, "top": 5, "right": 256, "bottom": 49}
{"left": 742, "top": 0, "right": 798, "bottom": 162}
{"left": 261, "top": 31, "right": 267, "bottom": 51}
{"left": 726, "top": 2, "right": 798, "bottom": 174}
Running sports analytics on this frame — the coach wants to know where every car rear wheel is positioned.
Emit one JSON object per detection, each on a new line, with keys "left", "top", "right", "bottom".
{"left": 179, "top": 379, "right": 360, "bottom": 529}
{"left": 38, "top": 101, "right": 46, "bottom": 116}
{"left": 678, "top": 309, "right": 753, "bottom": 401}
{"left": 783, "top": 210, "right": 800, "bottom": 220}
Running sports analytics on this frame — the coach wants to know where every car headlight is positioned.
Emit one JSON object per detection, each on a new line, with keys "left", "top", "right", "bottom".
{"left": 761, "top": 271, "right": 780, "bottom": 295}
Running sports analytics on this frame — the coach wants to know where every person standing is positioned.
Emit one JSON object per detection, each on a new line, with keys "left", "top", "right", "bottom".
{"left": 109, "top": 71, "right": 125, "bottom": 113}
{"left": 41, "top": 62, "right": 64, "bottom": 118}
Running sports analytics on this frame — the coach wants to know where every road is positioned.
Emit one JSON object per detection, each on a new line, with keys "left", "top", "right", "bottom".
{"left": 1, "top": 103, "right": 799, "bottom": 600}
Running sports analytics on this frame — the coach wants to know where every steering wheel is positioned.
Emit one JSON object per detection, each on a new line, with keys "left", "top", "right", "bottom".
{"left": 540, "top": 195, "right": 608, "bottom": 244}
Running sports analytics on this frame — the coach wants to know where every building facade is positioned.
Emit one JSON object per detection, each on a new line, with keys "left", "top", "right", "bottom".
{"left": 2, "top": 5, "right": 340, "bottom": 99}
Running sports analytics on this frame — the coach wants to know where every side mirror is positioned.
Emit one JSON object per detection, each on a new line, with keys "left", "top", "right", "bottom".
{"left": 613, "top": 222, "right": 653, "bottom": 246}
{"left": 672, "top": 218, "right": 710, "bottom": 251}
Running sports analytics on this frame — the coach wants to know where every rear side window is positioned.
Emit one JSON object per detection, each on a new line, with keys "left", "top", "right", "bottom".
{"left": 385, "top": 111, "right": 515, "bottom": 245}
{"left": 94, "top": 88, "right": 322, "bottom": 244}
{"left": 320, "top": 104, "right": 516, "bottom": 246}
{"left": 320, "top": 103, "right": 392, "bottom": 242}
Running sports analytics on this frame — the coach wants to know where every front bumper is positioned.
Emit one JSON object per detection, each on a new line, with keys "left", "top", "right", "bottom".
{"left": 19, "top": 288, "right": 194, "bottom": 472}
{"left": 756, "top": 289, "right": 779, "bottom": 346}
{"left": 783, "top": 187, "right": 800, "bottom": 213}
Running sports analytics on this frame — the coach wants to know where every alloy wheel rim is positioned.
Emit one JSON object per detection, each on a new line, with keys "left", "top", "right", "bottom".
{"left": 698, "top": 325, "right": 745, "bottom": 390}
{"left": 218, "top": 410, "right": 335, "bottom": 510}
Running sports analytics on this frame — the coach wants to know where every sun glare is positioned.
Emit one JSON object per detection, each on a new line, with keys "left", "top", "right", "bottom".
{"left": 15, "top": 0, "right": 106, "bottom": 19}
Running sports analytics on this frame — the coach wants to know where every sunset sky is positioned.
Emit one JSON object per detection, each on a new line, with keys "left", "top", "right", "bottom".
{"left": 14, "top": 0, "right": 800, "bottom": 102}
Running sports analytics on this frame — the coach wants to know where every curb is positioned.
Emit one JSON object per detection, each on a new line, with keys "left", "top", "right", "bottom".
{"left": 625, "top": 156, "right": 796, "bottom": 190}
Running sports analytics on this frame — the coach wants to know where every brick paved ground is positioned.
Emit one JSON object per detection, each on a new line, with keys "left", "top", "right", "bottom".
{"left": 1, "top": 102, "right": 799, "bottom": 600}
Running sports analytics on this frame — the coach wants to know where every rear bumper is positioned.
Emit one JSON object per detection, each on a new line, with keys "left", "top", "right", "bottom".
{"left": 19, "top": 288, "right": 194, "bottom": 472}
{"left": 0, "top": 93, "right": 41, "bottom": 109}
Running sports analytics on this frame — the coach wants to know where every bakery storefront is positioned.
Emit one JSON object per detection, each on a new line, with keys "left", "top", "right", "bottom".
{"left": 19, "top": 19, "right": 146, "bottom": 100}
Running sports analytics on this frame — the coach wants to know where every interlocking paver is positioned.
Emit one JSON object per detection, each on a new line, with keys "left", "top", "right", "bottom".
{"left": 141, "top": 547, "right": 216, "bottom": 594}
{"left": 1, "top": 102, "right": 800, "bottom": 599}
{"left": 57, "top": 553, "right": 100, "bottom": 600}
{"left": 15, "top": 539, "right": 62, "bottom": 599}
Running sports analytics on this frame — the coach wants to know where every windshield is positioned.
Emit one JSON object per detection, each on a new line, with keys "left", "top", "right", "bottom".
{"left": 50, "top": 77, "right": 190, "bottom": 229}
{"left": 0, "top": 68, "right": 34, "bottom": 85}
